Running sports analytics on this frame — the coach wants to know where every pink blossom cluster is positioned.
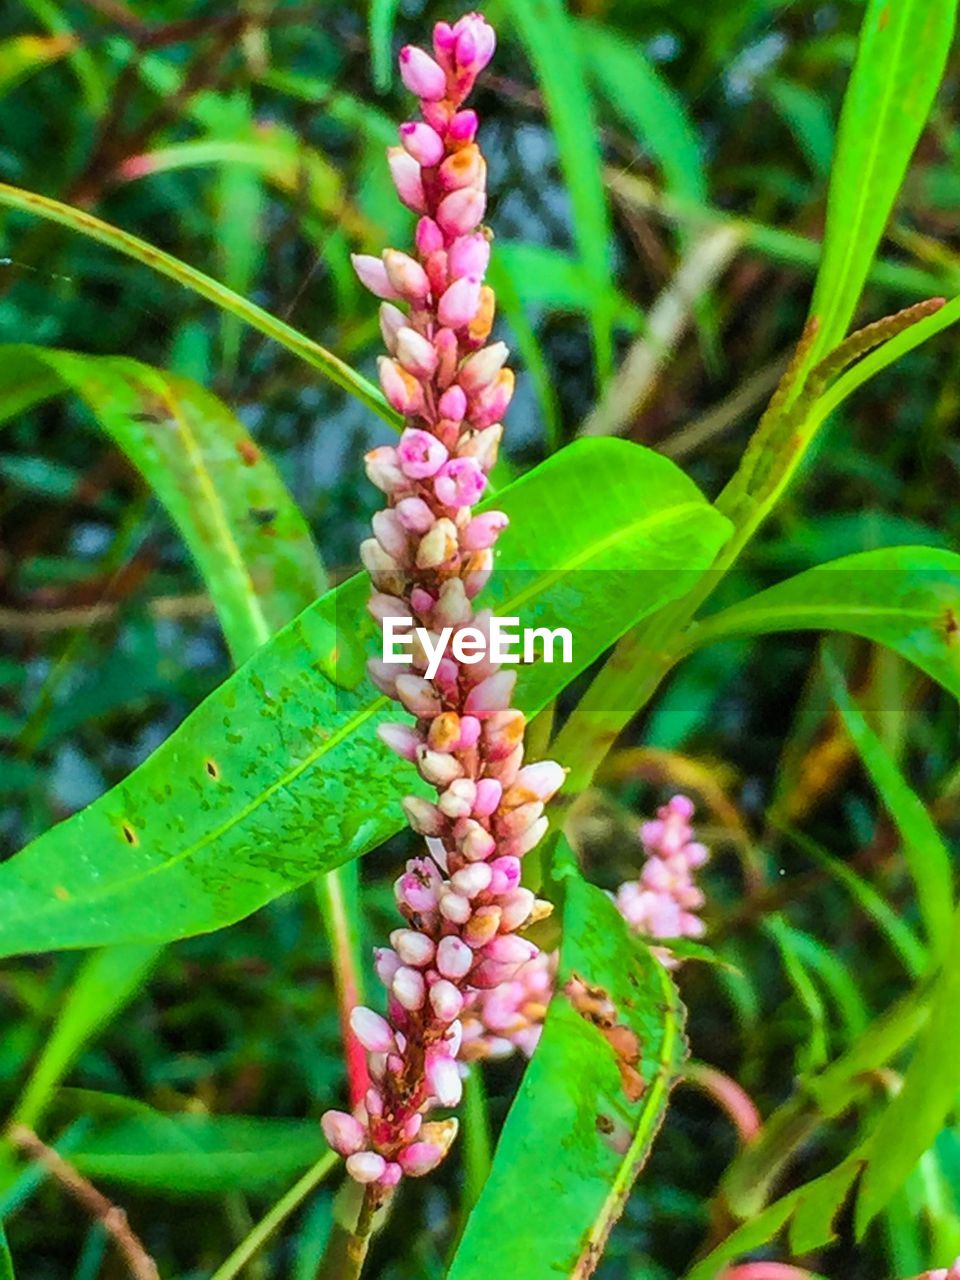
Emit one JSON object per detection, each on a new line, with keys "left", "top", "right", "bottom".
{"left": 615, "top": 794, "right": 709, "bottom": 964}
{"left": 321, "top": 13, "right": 564, "bottom": 1193}
{"left": 462, "top": 796, "right": 710, "bottom": 1059}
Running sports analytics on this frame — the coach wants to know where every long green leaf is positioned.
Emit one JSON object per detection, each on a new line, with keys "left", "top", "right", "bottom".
{"left": 686, "top": 548, "right": 960, "bottom": 700}
{"left": 0, "top": 439, "right": 730, "bottom": 956}
{"left": 0, "top": 1220, "right": 13, "bottom": 1280}
{"left": 807, "top": 0, "right": 958, "bottom": 361}
{"left": 856, "top": 904, "right": 960, "bottom": 1232}
{"left": 68, "top": 1112, "right": 334, "bottom": 1195}
{"left": 824, "top": 650, "right": 954, "bottom": 959}
{"left": 449, "top": 842, "right": 686, "bottom": 1278}
{"left": 0, "top": 183, "right": 396, "bottom": 428}
{"left": 0, "top": 33, "right": 73, "bottom": 98}
{"left": 0, "top": 346, "right": 327, "bottom": 661}
{"left": 504, "top": 0, "right": 614, "bottom": 382}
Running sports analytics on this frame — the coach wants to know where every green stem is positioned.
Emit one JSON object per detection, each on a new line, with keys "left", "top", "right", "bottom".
{"left": 209, "top": 1152, "right": 338, "bottom": 1280}
{"left": 314, "top": 1182, "right": 380, "bottom": 1280}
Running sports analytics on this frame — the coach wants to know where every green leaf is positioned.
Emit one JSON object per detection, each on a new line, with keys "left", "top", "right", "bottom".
{"left": 449, "top": 843, "right": 686, "bottom": 1279}
{"left": 0, "top": 346, "right": 327, "bottom": 661}
{"left": 807, "top": 0, "right": 958, "bottom": 359}
{"left": 823, "top": 650, "right": 953, "bottom": 959}
{"left": 0, "top": 1220, "right": 13, "bottom": 1280}
{"left": 68, "top": 1112, "right": 333, "bottom": 1194}
{"left": 504, "top": 0, "right": 615, "bottom": 382}
{"left": 856, "top": 903, "right": 960, "bottom": 1232}
{"left": 0, "top": 182, "right": 396, "bottom": 429}
{"left": 768, "top": 79, "right": 834, "bottom": 180}
{"left": 369, "top": 0, "right": 401, "bottom": 92}
{"left": 0, "top": 33, "right": 73, "bottom": 98}
{"left": 10, "top": 944, "right": 158, "bottom": 1133}
{"left": 579, "top": 22, "right": 706, "bottom": 203}
{"left": 0, "top": 439, "right": 730, "bottom": 956}
{"left": 686, "top": 548, "right": 960, "bottom": 701}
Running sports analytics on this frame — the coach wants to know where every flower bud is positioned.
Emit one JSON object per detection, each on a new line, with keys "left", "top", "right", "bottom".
{"left": 462, "top": 510, "right": 508, "bottom": 551}
{"left": 425, "top": 1050, "right": 462, "bottom": 1107}
{"left": 436, "top": 187, "right": 487, "bottom": 237}
{"left": 398, "top": 1140, "right": 445, "bottom": 1176}
{"left": 379, "top": 302, "right": 406, "bottom": 352}
{"left": 459, "top": 341, "right": 508, "bottom": 392}
{"left": 398, "top": 45, "right": 448, "bottom": 101}
{"left": 448, "top": 231, "right": 490, "bottom": 280}
{"left": 400, "top": 120, "right": 445, "bottom": 167}
{"left": 391, "top": 928, "right": 436, "bottom": 967}
{"left": 429, "top": 980, "right": 464, "bottom": 1023}
{"left": 350, "top": 1006, "right": 395, "bottom": 1053}
{"left": 464, "top": 669, "right": 516, "bottom": 718}
{"left": 473, "top": 777, "right": 503, "bottom": 817}
{"left": 447, "top": 109, "right": 478, "bottom": 145}
{"left": 463, "top": 904, "right": 502, "bottom": 947}
{"left": 438, "top": 776, "right": 477, "bottom": 818}
{"left": 451, "top": 861, "right": 493, "bottom": 898}
{"left": 364, "top": 445, "right": 405, "bottom": 494}
{"left": 383, "top": 249, "right": 431, "bottom": 304}
{"left": 388, "top": 147, "right": 427, "bottom": 212}
{"left": 395, "top": 674, "right": 442, "bottom": 718}
{"left": 499, "top": 886, "right": 535, "bottom": 931}
{"left": 401, "top": 795, "right": 443, "bottom": 836}
{"left": 438, "top": 383, "right": 468, "bottom": 422}
{"left": 508, "top": 760, "right": 567, "bottom": 805}
{"left": 439, "top": 890, "right": 472, "bottom": 923}
{"left": 352, "top": 253, "right": 401, "bottom": 300}
{"left": 377, "top": 722, "right": 421, "bottom": 762}
{"left": 415, "top": 517, "right": 458, "bottom": 569}
{"left": 439, "top": 143, "right": 484, "bottom": 192}
{"left": 471, "top": 368, "right": 515, "bottom": 428}
{"left": 397, "top": 428, "right": 448, "bottom": 479}
{"left": 437, "top": 275, "right": 482, "bottom": 329}
{"left": 416, "top": 216, "right": 445, "bottom": 256}
{"left": 321, "top": 1110, "right": 366, "bottom": 1156}
{"left": 378, "top": 356, "right": 424, "bottom": 415}
{"left": 396, "top": 326, "right": 439, "bottom": 378}
{"left": 374, "top": 946, "right": 401, "bottom": 985}
{"left": 434, "top": 456, "right": 487, "bottom": 508}
{"left": 394, "top": 496, "right": 436, "bottom": 534}
{"left": 436, "top": 935, "right": 474, "bottom": 979}
{"left": 346, "top": 1151, "right": 387, "bottom": 1183}
{"left": 392, "top": 964, "right": 427, "bottom": 1010}
{"left": 417, "top": 746, "right": 464, "bottom": 786}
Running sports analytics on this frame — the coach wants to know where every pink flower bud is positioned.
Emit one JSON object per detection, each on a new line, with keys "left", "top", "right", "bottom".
{"left": 400, "top": 120, "right": 446, "bottom": 167}
{"left": 377, "top": 722, "right": 421, "bottom": 762}
{"left": 483, "top": 934, "right": 538, "bottom": 967}
{"left": 438, "top": 777, "right": 477, "bottom": 818}
{"left": 459, "top": 340, "right": 508, "bottom": 392}
{"left": 374, "top": 946, "right": 401, "bottom": 985}
{"left": 321, "top": 1109, "right": 366, "bottom": 1156}
{"left": 471, "top": 367, "right": 515, "bottom": 427}
{"left": 401, "top": 795, "right": 443, "bottom": 837}
{"left": 457, "top": 818, "right": 497, "bottom": 861}
{"left": 364, "top": 445, "right": 405, "bottom": 495}
{"left": 439, "top": 890, "right": 472, "bottom": 924}
{"left": 367, "top": 658, "right": 399, "bottom": 696}
{"left": 350, "top": 1006, "right": 395, "bottom": 1053}
{"left": 437, "top": 935, "right": 474, "bottom": 979}
{"left": 510, "top": 760, "right": 567, "bottom": 804}
{"left": 434, "top": 456, "right": 487, "bottom": 508}
{"left": 392, "top": 928, "right": 436, "bottom": 967}
{"left": 463, "top": 904, "right": 501, "bottom": 947}
{"left": 473, "top": 777, "right": 503, "bottom": 817}
{"left": 383, "top": 249, "right": 431, "bottom": 304}
{"left": 392, "top": 964, "right": 427, "bottom": 1010}
{"left": 416, "top": 746, "right": 464, "bottom": 786}
{"left": 426, "top": 1049, "right": 463, "bottom": 1106}
{"left": 398, "top": 1140, "right": 445, "bottom": 1177}
{"left": 397, "top": 856, "right": 443, "bottom": 910}
{"left": 397, "top": 428, "right": 448, "bottom": 479}
{"left": 399, "top": 45, "right": 448, "bottom": 101}
{"left": 351, "top": 253, "right": 401, "bottom": 300}
{"left": 429, "top": 979, "right": 465, "bottom": 1023}
{"left": 360, "top": 538, "right": 399, "bottom": 579}
{"left": 346, "top": 1151, "right": 387, "bottom": 1184}
{"left": 499, "top": 814, "right": 549, "bottom": 858}
{"left": 395, "top": 326, "right": 438, "bottom": 378}
{"left": 488, "top": 855, "right": 521, "bottom": 895}
{"left": 436, "top": 186, "right": 486, "bottom": 236}
{"left": 464, "top": 669, "right": 516, "bottom": 718}
{"left": 434, "top": 327, "right": 460, "bottom": 387}
{"left": 462, "top": 510, "right": 508, "bottom": 551}
{"left": 454, "top": 13, "right": 496, "bottom": 74}
{"left": 457, "top": 715, "right": 482, "bottom": 748}
{"left": 379, "top": 302, "right": 406, "bottom": 352}
{"left": 438, "top": 384, "right": 468, "bottom": 423}
{"left": 448, "top": 109, "right": 478, "bottom": 144}
{"left": 395, "top": 674, "right": 442, "bottom": 718}
{"left": 378, "top": 356, "right": 424, "bottom": 416}
{"left": 372, "top": 509, "right": 410, "bottom": 563}
{"left": 439, "top": 144, "right": 484, "bottom": 194}
{"left": 483, "top": 708, "right": 525, "bottom": 758}
{"left": 499, "top": 887, "right": 535, "bottom": 931}
{"left": 433, "top": 20, "right": 457, "bottom": 61}
{"left": 448, "top": 233, "right": 490, "bottom": 285}
{"left": 437, "top": 275, "right": 482, "bottom": 329}
{"left": 416, "top": 216, "right": 445, "bottom": 256}
{"left": 387, "top": 147, "right": 427, "bottom": 212}
{"left": 380, "top": 1161, "right": 403, "bottom": 1187}
{"left": 451, "top": 861, "right": 493, "bottom": 897}
{"left": 458, "top": 422, "right": 503, "bottom": 470}
{"left": 394, "top": 496, "right": 435, "bottom": 533}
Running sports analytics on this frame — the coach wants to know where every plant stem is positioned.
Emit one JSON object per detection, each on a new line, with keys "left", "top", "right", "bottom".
{"left": 209, "top": 1152, "right": 338, "bottom": 1280}
{"left": 314, "top": 1183, "right": 380, "bottom": 1280}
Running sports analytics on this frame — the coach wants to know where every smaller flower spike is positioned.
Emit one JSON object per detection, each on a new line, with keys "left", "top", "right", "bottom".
{"left": 322, "top": 11, "right": 565, "bottom": 1197}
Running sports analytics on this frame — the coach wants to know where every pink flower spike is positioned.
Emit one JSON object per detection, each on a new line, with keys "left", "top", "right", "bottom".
{"left": 345, "top": 1151, "right": 387, "bottom": 1184}
{"left": 438, "top": 275, "right": 482, "bottom": 329}
{"left": 397, "top": 428, "right": 449, "bottom": 479}
{"left": 350, "top": 1007, "right": 395, "bottom": 1054}
{"left": 398, "top": 45, "right": 448, "bottom": 101}
{"left": 387, "top": 147, "right": 427, "bottom": 212}
{"left": 436, "top": 186, "right": 487, "bottom": 237}
{"left": 434, "top": 456, "right": 487, "bottom": 508}
{"left": 448, "top": 109, "right": 478, "bottom": 145}
{"left": 462, "top": 510, "right": 508, "bottom": 551}
{"left": 448, "top": 231, "right": 491, "bottom": 280}
{"left": 398, "top": 1141, "right": 445, "bottom": 1177}
{"left": 400, "top": 121, "right": 445, "bottom": 167}
{"left": 377, "top": 722, "right": 421, "bottom": 762}
{"left": 321, "top": 1110, "right": 366, "bottom": 1156}
{"left": 454, "top": 13, "right": 496, "bottom": 73}
{"left": 351, "top": 253, "right": 401, "bottom": 300}
{"left": 464, "top": 670, "right": 517, "bottom": 719}
{"left": 433, "top": 21, "right": 457, "bottom": 61}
